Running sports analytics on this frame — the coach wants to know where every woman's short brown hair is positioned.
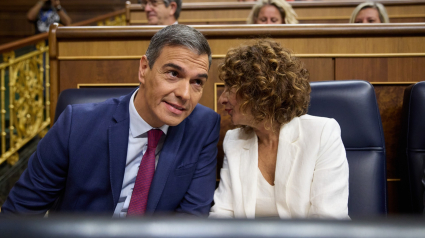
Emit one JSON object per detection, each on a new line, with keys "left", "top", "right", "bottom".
{"left": 219, "top": 39, "right": 310, "bottom": 131}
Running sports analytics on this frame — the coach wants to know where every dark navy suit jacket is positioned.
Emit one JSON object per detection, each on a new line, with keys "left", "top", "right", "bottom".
{"left": 2, "top": 91, "right": 220, "bottom": 216}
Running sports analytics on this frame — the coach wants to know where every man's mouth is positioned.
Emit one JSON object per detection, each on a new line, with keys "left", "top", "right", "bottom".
{"left": 225, "top": 109, "right": 232, "bottom": 115}
{"left": 147, "top": 13, "right": 157, "bottom": 19}
{"left": 165, "top": 101, "right": 185, "bottom": 115}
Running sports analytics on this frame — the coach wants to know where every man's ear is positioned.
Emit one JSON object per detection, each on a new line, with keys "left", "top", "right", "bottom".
{"left": 169, "top": 2, "right": 177, "bottom": 17}
{"left": 138, "top": 55, "right": 149, "bottom": 85}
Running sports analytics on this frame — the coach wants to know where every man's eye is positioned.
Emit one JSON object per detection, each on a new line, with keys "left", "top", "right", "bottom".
{"left": 194, "top": 79, "right": 204, "bottom": 86}
{"left": 168, "top": 71, "right": 178, "bottom": 77}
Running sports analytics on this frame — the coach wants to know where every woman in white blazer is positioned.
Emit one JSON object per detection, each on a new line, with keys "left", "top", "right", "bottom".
{"left": 209, "top": 39, "right": 349, "bottom": 219}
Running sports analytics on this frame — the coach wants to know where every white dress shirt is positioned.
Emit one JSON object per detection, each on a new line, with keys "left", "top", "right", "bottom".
{"left": 113, "top": 90, "right": 168, "bottom": 217}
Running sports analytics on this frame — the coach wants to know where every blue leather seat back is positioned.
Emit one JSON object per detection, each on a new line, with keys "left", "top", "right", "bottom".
{"left": 308, "top": 80, "right": 387, "bottom": 217}
{"left": 401, "top": 81, "right": 425, "bottom": 213}
{"left": 54, "top": 87, "right": 135, "bottom": 122}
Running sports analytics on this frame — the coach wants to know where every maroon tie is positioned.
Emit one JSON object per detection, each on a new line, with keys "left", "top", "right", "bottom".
{"left": 127, "top": 129, "right": 163, "bottom": 215}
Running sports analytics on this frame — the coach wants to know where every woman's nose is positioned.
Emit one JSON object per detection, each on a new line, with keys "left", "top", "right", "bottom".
{"left": 218, "top": 91, "right": 228, "bottom": 105}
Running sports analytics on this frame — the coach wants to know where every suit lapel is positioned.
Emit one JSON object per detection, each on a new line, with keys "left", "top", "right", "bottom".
{"left": 109, "top": 93, "right": 132, "bottom": 207}
{"left": 239, "top": 132, "right": 258, "bottom": 218}
{"left": 145, "top": 121, "right": 185, "bottom": 213}
{"left": 275, "top": 117, "right": 300, "bottom": 218}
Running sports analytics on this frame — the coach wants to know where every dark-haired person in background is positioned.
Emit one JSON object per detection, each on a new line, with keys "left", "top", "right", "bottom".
{"left": 209, "top": 39, "right": 349, "bottom": 219}
{"left": 142, "top": 0, "right": 182, "bottom": 25}
{"left": 2, "top": 24, "right": 220, "bottom": 217}
{"left": 27, "top": 0, "right": 71, "bottom": 34}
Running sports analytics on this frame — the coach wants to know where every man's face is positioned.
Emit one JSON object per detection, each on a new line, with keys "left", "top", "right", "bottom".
{"left": 135, "top": 46, "right": 209, "bottom": 128}
{"left": 143, "top": 0, "right": 177, "bottom": 25}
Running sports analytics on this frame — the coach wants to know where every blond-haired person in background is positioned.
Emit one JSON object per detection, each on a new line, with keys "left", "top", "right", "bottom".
{"left": 247, "top": 0, "right": 298, "bottom": 24}
{"left": 349, "top": 2, "right": 389, "bottom": 23}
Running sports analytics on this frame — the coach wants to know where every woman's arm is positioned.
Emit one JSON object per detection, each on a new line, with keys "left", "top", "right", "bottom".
{"left": 308, "top": 119, "right": 350, "bottom": 219}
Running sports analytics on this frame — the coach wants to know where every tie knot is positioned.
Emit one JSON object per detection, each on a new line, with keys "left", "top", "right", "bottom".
{"left": 147, "top": 129, "right": 163, "bottom": 148}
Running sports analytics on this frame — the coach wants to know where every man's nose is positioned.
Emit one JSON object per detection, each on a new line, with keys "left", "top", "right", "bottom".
{"left": 144, "top": 4, "right": 153, "bottom": 12}
{"left": 267, "top": 19, "right": 272, "bottom": 24}
{"left": 175, "top": 81, "right": 191, "bottom": 101}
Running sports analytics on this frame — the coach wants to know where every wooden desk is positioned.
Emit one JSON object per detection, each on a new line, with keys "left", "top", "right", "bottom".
{"left": 49, "top": 23, "right": 425, "bottom": 213}
{"left": 126, "top": 1, "right": 425, "bottom": 25}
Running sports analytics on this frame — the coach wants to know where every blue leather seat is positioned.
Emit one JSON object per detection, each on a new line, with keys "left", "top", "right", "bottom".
{"left": 308, "top": 80, "right": 387, "bottom": 217}
{"left": 400, "top": 81, "right": 425, "bottom": 214}
{"left": 54, "top": 87, "right": 135, "bottom": 122}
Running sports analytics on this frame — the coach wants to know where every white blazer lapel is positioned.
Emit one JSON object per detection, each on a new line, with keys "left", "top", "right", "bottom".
{"left": 239, "top": 132, "right": 258, "bottom": 218}
{"left": 275, "top": 117, "right": 300, "bottom": 218}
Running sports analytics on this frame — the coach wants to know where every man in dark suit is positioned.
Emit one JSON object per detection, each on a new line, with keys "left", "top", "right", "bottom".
{"left": 1, "top": 24, "right": 220, "bottom": 217}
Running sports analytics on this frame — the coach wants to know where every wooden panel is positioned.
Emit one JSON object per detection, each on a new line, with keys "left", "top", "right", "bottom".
{"left": 335, "top": 58, "right": 425, "bottom": 82}
{"left": 301, "top": 58, "right": 334, "bottom": 82}
{"left": 59, "top": 60, "right": 140, "bottom": 92}
{"left": 58, "top": 41, "right": 150, "bottom": 57}
{"left": 335, "top": 58, "right": 389, "bottom": 82}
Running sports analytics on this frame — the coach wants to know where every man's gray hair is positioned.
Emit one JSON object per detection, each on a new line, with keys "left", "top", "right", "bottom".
{"left": 146, "top": 24, "right": 212, "bottom": 69}
{"left": 163, "top": 0, "right": 182, "bottom": 20}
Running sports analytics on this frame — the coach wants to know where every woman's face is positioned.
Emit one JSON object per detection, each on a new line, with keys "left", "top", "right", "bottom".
{"left": 256, "top": 5, "right": 283, "bottom": 24}
{"left": 354, "top": 8, "right": 381, "bottom": 23}
{"left": 219, "top": 86, "right": 253, "bottom": 126}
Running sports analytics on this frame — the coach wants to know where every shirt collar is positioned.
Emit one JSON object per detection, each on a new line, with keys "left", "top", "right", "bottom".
{"left": 129, "top": 89, "right": 169, "bottom": 138}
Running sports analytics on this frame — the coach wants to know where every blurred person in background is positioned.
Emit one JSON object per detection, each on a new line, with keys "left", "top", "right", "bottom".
{"left": 142, "top": 0, "right": 182, "bottom": 25}
{"left": 27, "top": 0, "right": 71, "bottom": 34}
{"left": 247, "top": 0, "right": 298, "bottom": 24}
{"left": 349, "top": 2, "right": 389, "bottom": 23}
{"left": 209, "top": 39, "right": 349, "bottom": 219}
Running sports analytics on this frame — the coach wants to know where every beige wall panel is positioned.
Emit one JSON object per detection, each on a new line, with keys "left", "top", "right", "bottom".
{"left": 58, "top": 41, "right": 150, "bottom": 57}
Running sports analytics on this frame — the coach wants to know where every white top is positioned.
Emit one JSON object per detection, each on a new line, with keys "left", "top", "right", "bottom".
{"left": 255, "top": 168, "right": 279, "bottom": 218}
{"left": 113, "top": 89, "right": 169, "bottom": 217}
